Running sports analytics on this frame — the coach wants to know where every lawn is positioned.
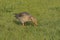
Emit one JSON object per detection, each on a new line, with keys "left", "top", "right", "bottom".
{"left": 0, "top": 0, "right": 60, "bottom": 40}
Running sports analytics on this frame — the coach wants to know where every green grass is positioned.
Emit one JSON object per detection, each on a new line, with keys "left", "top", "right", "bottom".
{"left": 0, "top": 0, "right": 60, "bottom": 40}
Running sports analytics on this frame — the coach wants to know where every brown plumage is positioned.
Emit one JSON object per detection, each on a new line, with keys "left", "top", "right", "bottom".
{"left": 15, "top": 12, "right": 38, "bottom": 26}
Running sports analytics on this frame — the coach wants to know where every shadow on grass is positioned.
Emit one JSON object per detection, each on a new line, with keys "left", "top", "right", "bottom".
{"left": 13, "top": 20, "right": 22, "bottom": 25}
{"left": 13, "top": 20, "right": 34, "bottom": 26}
{"left": 25, "top": 22, "right": 34, "bottom": 26}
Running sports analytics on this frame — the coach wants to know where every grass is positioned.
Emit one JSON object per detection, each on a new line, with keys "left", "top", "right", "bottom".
{"left": 0, "top": 0, "right": 60, "bottom": 40}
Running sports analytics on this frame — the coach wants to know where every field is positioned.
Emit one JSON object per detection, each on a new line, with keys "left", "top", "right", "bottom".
{"left": 0, "top": 0, "right": 60, "bottom": 40}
